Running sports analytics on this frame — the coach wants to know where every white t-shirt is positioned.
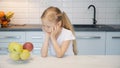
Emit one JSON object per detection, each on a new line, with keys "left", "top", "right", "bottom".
{"left": 48, "top": 28, "right": 76, "bottom": 56}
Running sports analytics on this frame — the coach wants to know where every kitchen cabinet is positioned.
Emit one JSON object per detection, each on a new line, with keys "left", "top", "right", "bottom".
{"left": 0, "top": 31, "right": 44, "bottom": 55}
{"left": 75, "top": 32, "right": 106, "bottom": 55}
{"left": 0, "top": 31, "right": 25, "bottom": 55}
{"left": 106, "top": 32, "right": 120, "bottom": 55}
{"left": 1, "top": 31, "right": 120, "bottom": 55}
{"left": 0, "top": 31, "right": 47, "bottom": 55}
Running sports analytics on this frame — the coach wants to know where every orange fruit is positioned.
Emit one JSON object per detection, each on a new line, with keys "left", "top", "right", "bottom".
{"left": 0, "top": 11, "right": 5, "bottom": 18}
{"left": 2, "top": 21, "right": 8, "bottom": 25}
{"left": 2, "top": 21, "right": 8, "bottom": 27}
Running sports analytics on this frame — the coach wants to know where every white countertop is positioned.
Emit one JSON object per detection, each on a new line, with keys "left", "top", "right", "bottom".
{"left": 0, "top": 55, "right": 120, "bottom": 68}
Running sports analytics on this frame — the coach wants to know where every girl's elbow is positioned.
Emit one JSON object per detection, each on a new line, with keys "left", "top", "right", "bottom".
{"left": 56, "top": 54, "right": 64, "bottom": 58}
{"left": 41, "top": 54, "right": 48, "bottom": 58}
{"left": 41, "top": 55, "right": 47, "bottom": 58}
{"left": 56, "top": 55, "right": 63, "bottom": 58}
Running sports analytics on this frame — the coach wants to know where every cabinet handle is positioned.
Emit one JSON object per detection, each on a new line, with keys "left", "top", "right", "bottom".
{"left": 34, "top": 48, "right": 41, "bottom": 49}
{"left": 0, "top": 36, "right": 20, "bottom": 39}
{"left": 32, "top": 36, "right": 43, "bottom": 39}
{"left": 112, "top": 37, "right": 120, "bottom": 39}
{"left": 77, "top": 36, "right": 101, "bottom": 39}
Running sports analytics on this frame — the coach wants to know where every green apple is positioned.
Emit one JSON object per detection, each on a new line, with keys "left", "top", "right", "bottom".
{"left": 20, "top": 49, "right": 30, "bottom": 60}
{"left": 10, "top": 52, "right": 20, "bottom": 61}
{"left": 8, "top": 42, "right": 23, "bottom": 53}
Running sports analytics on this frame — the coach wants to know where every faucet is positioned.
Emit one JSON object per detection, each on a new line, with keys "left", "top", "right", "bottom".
{"left": 88, "top": 5, "right": 97, "bottom": 25}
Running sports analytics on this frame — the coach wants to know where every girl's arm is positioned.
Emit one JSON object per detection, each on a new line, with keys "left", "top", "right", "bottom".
{"left": 41, "top": 34, "right": 49, "bottom": 57}
{"left": 51, "top": 37, "right": 71, "bottom": 58}
{"left": 50, "top": 26, "right": 71, "bottom": 58}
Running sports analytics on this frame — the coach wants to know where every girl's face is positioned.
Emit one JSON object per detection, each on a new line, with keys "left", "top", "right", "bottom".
{"left": 42, "top": 20, "right": 57, "bottom": 33}
{"left": 41, "top": 10, "right": 62, "bottom": 33}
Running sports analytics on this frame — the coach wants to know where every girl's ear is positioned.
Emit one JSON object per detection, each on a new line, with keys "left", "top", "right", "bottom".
{"left": 57, "top": 21, "right": 62, "bottom": 27}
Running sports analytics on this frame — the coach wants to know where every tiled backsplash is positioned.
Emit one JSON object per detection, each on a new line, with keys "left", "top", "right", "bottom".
{"left": 0, "top": 0, "right": 120, "bottom": 24}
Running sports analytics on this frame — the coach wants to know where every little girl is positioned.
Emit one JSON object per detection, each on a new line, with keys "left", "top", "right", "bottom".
{"left": 41, "top": 6, "right": 77, "bottom": 58}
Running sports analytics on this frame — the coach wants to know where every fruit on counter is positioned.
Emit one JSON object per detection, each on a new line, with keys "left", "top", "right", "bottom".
{"left": 8, "top": 42, "right": 33, "bottom": 61}
{"left": 20, "top": 49, "right": 30, "bottom": 60}
{"left": 0, "top": 11, "right": 14, "bottom": 27}
{"left": 6, "top": 11, "right": 14, "bottom": 19}
{"left": 10, "top": 52, "right": 20, "bottom": 61}
{"left": 0, "top": 11, "right": 5, "bottom": 18}
{"left": 1, "top": 16, "right": 7, "bottom": 21}
{"left": 2, "top": 21, "right": 8, "bottom": 27}
{"left": 23, "top": 42, "right": 34, "bottom": 52}
{"left": 8, "top": 42, "right": 23, "bottom": 53}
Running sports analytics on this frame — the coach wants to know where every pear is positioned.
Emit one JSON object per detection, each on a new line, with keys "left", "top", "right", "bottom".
{"left": 20, "top": 49, "right": 30, "bottom": 60}
{"left": 8, "top": 42, "right": 23, "bottom": 54}
{"left": 10, "top": 52, "right": 20, "bottom": 61}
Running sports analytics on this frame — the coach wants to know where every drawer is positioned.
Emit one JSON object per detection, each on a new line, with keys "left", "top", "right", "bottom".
{"left": 0, "top": 32, "right": 25, "bottom": 42}
{"left": 0, "top": 43, "right": 9, "bottom": 55}
{"left": 26, "top": 32, "right": 44, "bottom": 43}
{"left": 75, "top": 32, "right": 105, "bottom": 39}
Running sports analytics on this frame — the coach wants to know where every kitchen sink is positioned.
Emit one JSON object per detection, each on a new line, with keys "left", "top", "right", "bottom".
{"left": 109, "top": 25, "right": 120, "bottom": 29}
{"left": 73, "top": 24, "right": 113, "bottom": 29}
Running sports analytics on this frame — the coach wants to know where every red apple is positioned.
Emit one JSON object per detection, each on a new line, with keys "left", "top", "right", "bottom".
{"left": 23, "top": 42, "right": 33, "bottom": 52}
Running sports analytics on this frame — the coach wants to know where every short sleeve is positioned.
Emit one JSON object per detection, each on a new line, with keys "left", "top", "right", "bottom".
{"left": 63, "top": 30, "right": 75, "bottom": 41}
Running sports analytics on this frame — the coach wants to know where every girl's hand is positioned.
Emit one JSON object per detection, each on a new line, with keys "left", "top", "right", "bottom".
{"left": 50, "top": 25, "right": 59, "bottom": 40}
{"left": 42, "top": 27, "right": 51, "bottom": 40}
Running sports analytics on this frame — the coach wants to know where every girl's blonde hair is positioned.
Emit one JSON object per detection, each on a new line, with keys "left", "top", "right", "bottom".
{"left": 41, "top": 6, "right": 78, "bottom": 55}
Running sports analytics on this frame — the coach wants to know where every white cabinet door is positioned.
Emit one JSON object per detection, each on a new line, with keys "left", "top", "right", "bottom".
{"left": 76, "top": 32, "right": 106, "bottom": 55}
{"left": 0, "top": 31, "right": 25, "bottom": 43}
{"left": 106, "top": 32, "right": 120, "bottom": 55}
